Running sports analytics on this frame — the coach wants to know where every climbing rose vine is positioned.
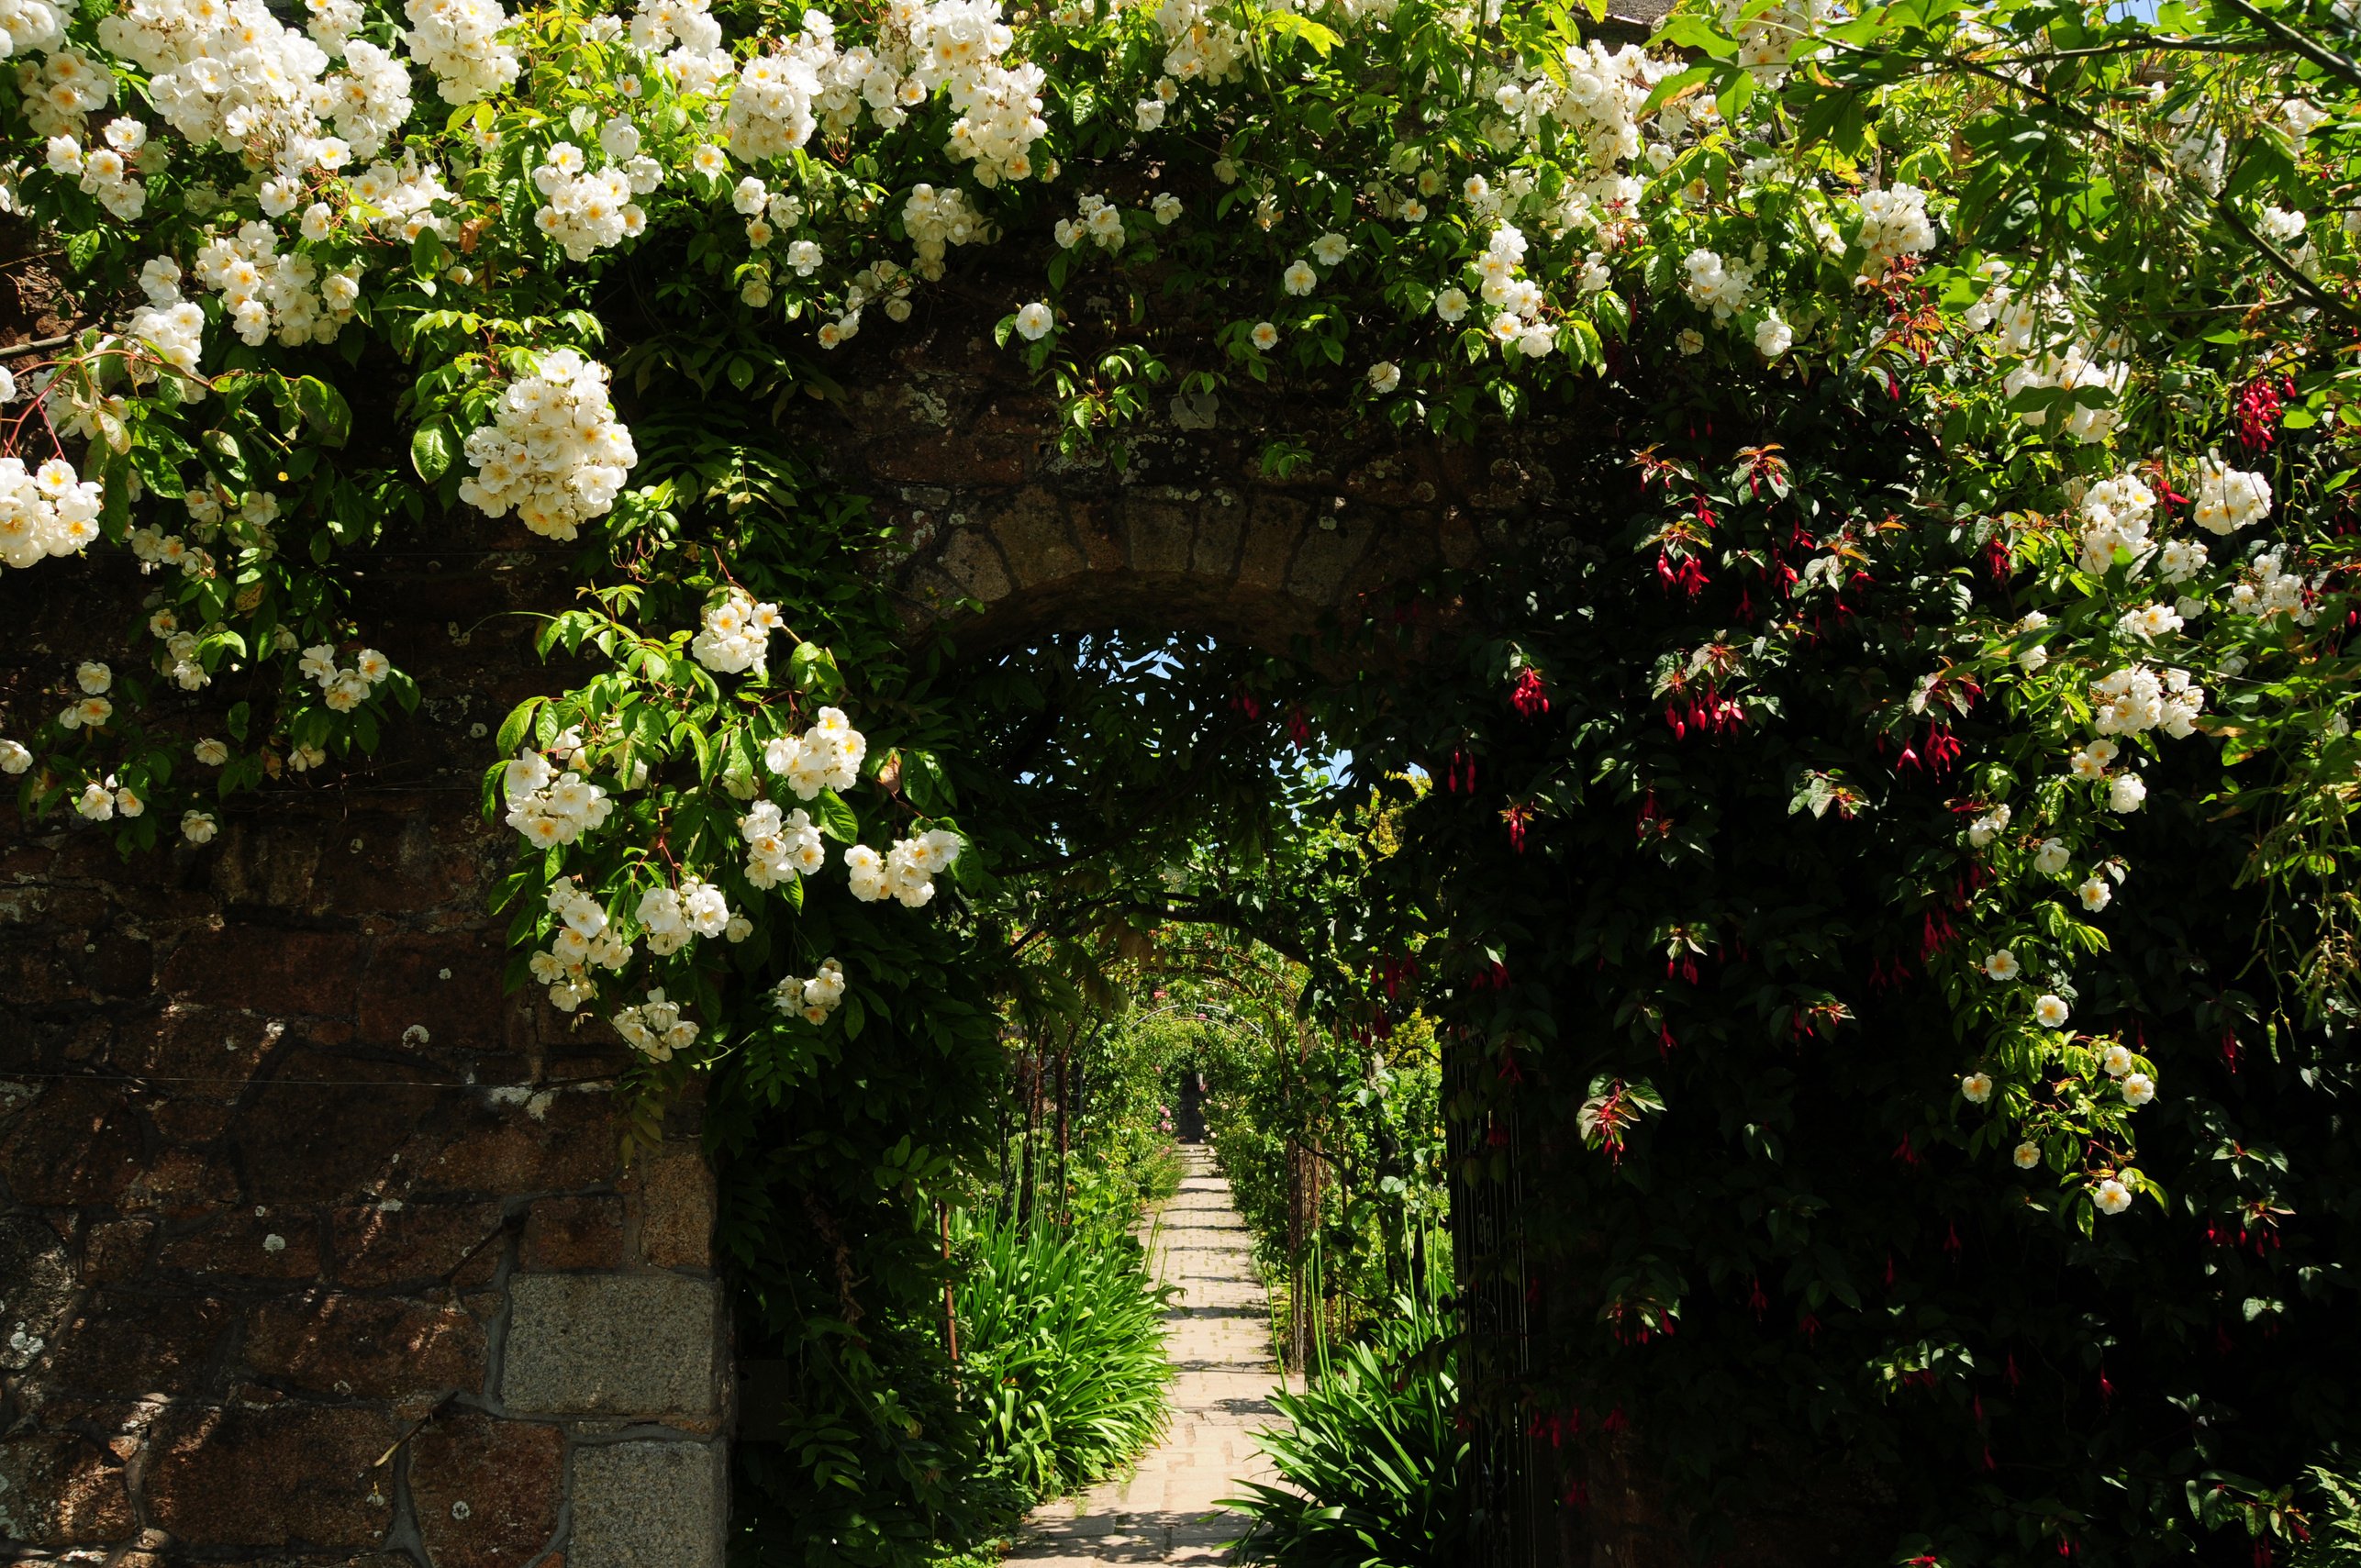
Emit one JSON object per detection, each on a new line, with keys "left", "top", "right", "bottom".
{"left": 2, "top": 0, "right": 2360, "bottom": 1551}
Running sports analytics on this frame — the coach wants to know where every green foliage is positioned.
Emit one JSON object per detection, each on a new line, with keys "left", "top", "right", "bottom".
{"left": 955, "top": 1210, "right": 1175, "bottom": 1501}
{"left": 2296, "top": 1464, "right": 2361, "bottom": 1566}
{"left": 1229, "top": 1291, "right": 1468, "bottom": 1568}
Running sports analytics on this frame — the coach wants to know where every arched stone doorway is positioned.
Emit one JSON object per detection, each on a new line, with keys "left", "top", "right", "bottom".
{"left": 822, "top": 323, "right": 1577, "bottom": 655}
{"left": 0, "top": 301, "right": 1578, "bottom": 1567}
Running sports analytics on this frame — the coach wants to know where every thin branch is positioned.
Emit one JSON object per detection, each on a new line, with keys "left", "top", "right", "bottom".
{"left": 2215, "top": 0, "right": 2361, "bottom": 93}
{"left": 1985, "top": 34, "right": 2276, "bottom": 61}
{"left": 0, "top": 333, "right": 72, "bottom": 359}
{"left": 1823, "top": 40, "right": 2361, "bottom": 329}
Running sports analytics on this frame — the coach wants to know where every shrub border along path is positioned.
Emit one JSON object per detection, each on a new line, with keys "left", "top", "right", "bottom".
{"left": 1008, "top": 1144, "right": 1292, "bottom": 1564}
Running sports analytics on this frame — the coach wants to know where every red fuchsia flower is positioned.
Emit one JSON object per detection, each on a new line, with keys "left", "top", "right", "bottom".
{"left": 1469, "top": 959, "right": 1510, "bottom": 990}
{"left": 1500, "top": 801, "right": 1534, "bottom": 851}
{"left": 1442, "top": 749, "right": 1476, "bottom": 794}
{"left": 1229, "top": 690, "right": 1262, "bottom": 719}
{"left": 1509, "top": 667, "right": 1550, "bottom": 716}
{"left": 1656, "top": 549, "right": 1709, "bottom": 599}
{"left": 2235, "top": 374, "right": 2291, "bottom": 450}
{"left": 1286, "top": 705, "right": 1311, "bottom": 750}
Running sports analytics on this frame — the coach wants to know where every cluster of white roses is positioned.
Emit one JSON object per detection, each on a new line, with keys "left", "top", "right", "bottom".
{"left": 903, "top": 182, "right": 987, "bottom": 279}
{"left": 1055, "top": 192, "right": 1126, "bottom": 252}
{"left": 17, "top": 47, "right": 109, "bottom": 139}
{"left": 721, "top": 37, "right": 829, "bottom": 161}
{"left": 401, "top": 0, "right": 519, "bottom": 104}
{"left": 627, "top": 0, "right": 726, "bottom": 81}
{"left": 612, "top": 987, "right": 698, "bottom": 1061}
{"left": 2230, "top": 547, "right": 2319, "bottom": 624}
{"left": 725, "top": 170, "right": 812, "bottom": 242}
{"left": 531, "top": 123, "right": 661, "bottom": 261}
{"left": 2075, "top": 473, "right": 2157, "bottom": 573}
{"left": 142, "top": 605, "right": 217, "bottom": 690}
{"left": 503, "top": 741, "right": 616, "bottom": 848}
{"left": 690, "top": 586, "right": 785, "bottom": 675}
{"left": 2004, "top": 341, "right": 2128, "bottom": 444}
{"left": 2067, "top": 736, "right": 2149, "bottom": 814}
{"left": 306, "top": 36, "right": 411, "bottom": 157}
{"left": 99, "top": 0, "right": 406, "bottom": 176}
{"left": 740, "top": 799, "right": 828, "bottom": 890}
{"left": 1461, "top": 224, "right": 1557, "bottom": 358}
{"left": 121, "top": 257, "right": 208, "bottom": 388}
{"left": 2090, "top": 663, "right": 2204, "bottom": 740}
{"left": 1491, "top": 42, "right": 1659, "bottom": 174}
{"left": 1854, "top": 183, "right": 1935, "bottom": 276}
{"left": 119, "top": 487, "right": 273, "bottom": 589}
{"left": 770, "top": 956, "right": 847, "bottom": 1023}
{"left": 845, "top": 827, "right": 962, "bottom": 906}
{"left": 715, "top": 0, "right": 1046, "bottom": 191}
{"left": 530, "top": 876, "right": 633, "bottom": 1011}
{"left": 911, "top": 3, "right": 1048, "bottom": 185}
{"left": 637, "top": 874, "right": 738, "bottom": 955}
{"left": 72, "top": 772, "right": 144, "bottom": 819}
{"left": 2098, "top": 1040, "right": 2157, "bottom": 1108}
{"left": 44, "top": 117, "right": 157, "bottom": 218}
{"left": 55, "top": 658, "right": 113, "bottom": 733}
{"left": 457, "top": 350, "right": 639, "bottom": 540}
{"left": 2115, "top": 601, "right": 2184, "bottom": 642}
{"left": 0, "top": 453, "right": 102, "bottom": 571}
{"left": 0, "top": 0, "right": 67, "bottom": 61}
{"left": 1683, "top": 248, "right": 1755, "bottom": 319}
{"left": 2192, "top": 457, "right": 2272, "bottom": 534}
{"left": 297, "top": 641, "right": 392, "bottom": 712}
{"left": 1724, "top": 0, "right": 1839, "bottom": 85}
{"left": 764, "top": 706, "right": 866, "bottom": 799}
{"left": 1148, "top": 0, "right": 1246, "bottom": 83}
{"left": 181, "top": 224, "right": 359, "bottom": 348}
{"left": 2167, "top": 101, "right": 2225, "bottom": 195}
{"left": 345, "top": 154, "right": 458, "bottom": 243}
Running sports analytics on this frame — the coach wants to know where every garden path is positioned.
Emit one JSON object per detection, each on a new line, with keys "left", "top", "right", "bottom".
{"left": 1004, "top": 1144, "right": 1289, "bottom": 1564}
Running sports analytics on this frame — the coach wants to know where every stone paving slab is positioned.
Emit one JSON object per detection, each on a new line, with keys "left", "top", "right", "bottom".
{"left": 1005, "top": 1147, "right": 1292, "bottom": 1565}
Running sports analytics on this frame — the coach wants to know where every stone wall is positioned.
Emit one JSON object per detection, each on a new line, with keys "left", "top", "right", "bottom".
{"left": 0, "top": 527, "right": 730, "bottom": 1566}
